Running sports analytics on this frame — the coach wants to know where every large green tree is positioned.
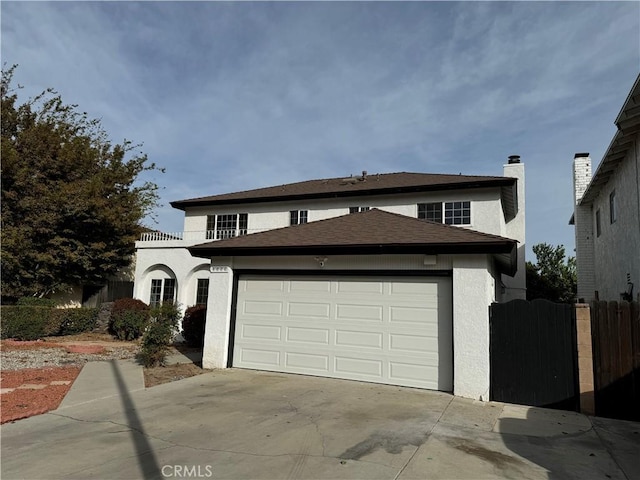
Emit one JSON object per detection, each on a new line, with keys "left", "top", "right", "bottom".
{"left": 1, "top": 66, "right": 162, "bottom": 301}
{"left": 526, "top": 243, "right": 577, "bottom": 303}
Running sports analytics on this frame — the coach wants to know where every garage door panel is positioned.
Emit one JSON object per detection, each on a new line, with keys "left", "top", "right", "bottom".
{"left": 335, "top": 356, "right": 383, "bottom": 377}
{"left": 286, "top": 326, "right": 330, "bottom": 345}
{"left": 336, "top": 304, "right": 384, "bottom": 322}
{"left": 244, "top": 279, "right": 285, "bottom": 292}
{"left": 336, "top": 281, "right": 384, "bottom": 294}
{"left": 233, "top": 275, "right": 452, "bottom": 391}
{"left": 285, "top": 352, "right": 329, "bottom": 372}
{"left": 390, "top": 362, "right": 439, "bottom": 389}
{"left": 243, "top": 300, "right": 283, "bottom": 316}
{"left": 389, "top": 333, "right": 438, "bottom": 353}
{"left": 239, "top": 348, "right": 281, "bottom": 367}
{"left": 389, "top": 306, "right": 438, "bottom": 324}
{"left": 389, "top": 281, "right": 438, "bottom": 296}
{"left": 287, "top": 302, "right": 331, "bottom": 318}
{"left": 241, "top": 324, "right": 282, "bottom": 341}
{"left": 290, "top": 279, "right": 331, "bottom": 293}
{"left": 335, "top": 330, "right": 383, "bottom": 349}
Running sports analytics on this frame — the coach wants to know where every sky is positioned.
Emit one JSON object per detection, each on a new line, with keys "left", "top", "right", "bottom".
{"left": 2, "top": 1, "right": 639, "bottom": 261}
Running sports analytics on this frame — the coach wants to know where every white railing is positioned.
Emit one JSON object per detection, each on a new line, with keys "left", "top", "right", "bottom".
{"left": 139, "top": 229, "right": 261, "bottom": 242}
{"left": 140, "top": 231, "right": 185, "bottom": 241}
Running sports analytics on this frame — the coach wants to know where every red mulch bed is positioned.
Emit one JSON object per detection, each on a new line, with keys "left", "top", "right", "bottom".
{"left": 1, "top": 340, "right": 67, "bottom": 350}
{"left": 0, "top": 366, "right": 81, "bottom": 424}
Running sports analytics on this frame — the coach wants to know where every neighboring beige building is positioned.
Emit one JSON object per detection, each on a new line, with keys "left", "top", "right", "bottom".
{"left": 571, "top": 74, "right": 640, "bottom": 302}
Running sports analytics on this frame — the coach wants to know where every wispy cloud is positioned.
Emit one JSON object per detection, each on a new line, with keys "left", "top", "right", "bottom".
{"left": 2, "top": 1, "right": 638, "bottom": 254}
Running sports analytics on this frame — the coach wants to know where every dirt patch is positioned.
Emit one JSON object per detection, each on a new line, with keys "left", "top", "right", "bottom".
{"left": 44, "top": 332, "right": 139, "bottom": 347}
{"left": 144, "top": 363, "right": 212, "bottom": 388}
{"left": 1, "top": 366, "right": 81, "bottom": 424}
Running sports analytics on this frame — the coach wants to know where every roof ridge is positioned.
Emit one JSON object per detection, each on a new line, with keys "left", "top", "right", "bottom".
{"left": 172, "top": 171, "right": 512, "bottom": 206}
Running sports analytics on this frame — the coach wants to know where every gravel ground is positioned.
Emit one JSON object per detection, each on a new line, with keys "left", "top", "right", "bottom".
{"left": 1, "top": 346, "right": 138, "bottom": 371}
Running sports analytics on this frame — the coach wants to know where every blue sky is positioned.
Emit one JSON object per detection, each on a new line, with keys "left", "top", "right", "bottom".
{"left": 2, "top": 1, "right": 639, "bottom": 261}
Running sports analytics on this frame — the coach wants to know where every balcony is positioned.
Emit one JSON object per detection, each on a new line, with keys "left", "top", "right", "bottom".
{"left": 136, "top": 229, "right": 264, "bottom": 248}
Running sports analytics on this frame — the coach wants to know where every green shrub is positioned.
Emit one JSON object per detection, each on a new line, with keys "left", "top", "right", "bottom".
{"left": 16, "top": 297, "right": 58, "bottom": 307}
{"left": 55, "top": 308, "right": 99, "bottom": 335}
{"left": 0, "top": 306, "right": 53, "bottom": 340}
{"left": 182, "top": 305, "right": 207, "bottom": 347}
{"left": 109, "top": 298, "right": 150, "bottom": 340}
{"left": 139, "top": 302, "right": 182, "bottom": 368}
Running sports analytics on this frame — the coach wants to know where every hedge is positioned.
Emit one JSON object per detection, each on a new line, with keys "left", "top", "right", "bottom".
{"left": 16, "top": 297, "right": 58, "bottom": 307}
{"left": 53, "top": 308, "right": 99, "bottom": 336}
{"left": 1, "top": 305, "right": 99, "bottom": 340}
{"left": 109, "top": 298, "right": 150, "bottom": 340}
{"left": 0, "top": 306, "right": 57, "bottom": 340}
{"left": 182, "top": 305, "right": 207, "bottom": 347}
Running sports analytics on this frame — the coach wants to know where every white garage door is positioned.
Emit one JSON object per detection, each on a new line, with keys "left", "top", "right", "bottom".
{"left": 232, "top": 275, "right": 453, "bottom": 391}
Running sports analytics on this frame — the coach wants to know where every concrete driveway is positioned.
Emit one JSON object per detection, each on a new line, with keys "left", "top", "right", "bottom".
{"left": 1, "top": 367, "right": 638, "bottom": 479}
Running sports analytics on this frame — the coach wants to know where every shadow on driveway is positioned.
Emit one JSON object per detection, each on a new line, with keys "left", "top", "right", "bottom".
{"left": 110, "top": 360, "right": 163, "bottom": 479}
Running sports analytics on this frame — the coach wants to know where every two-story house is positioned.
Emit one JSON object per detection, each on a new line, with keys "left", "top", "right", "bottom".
{"left": 134, "top": 157, "right": 525, "bottom": 400}
{"left": 571, "top": 74, "right": 640, "bottom": 302}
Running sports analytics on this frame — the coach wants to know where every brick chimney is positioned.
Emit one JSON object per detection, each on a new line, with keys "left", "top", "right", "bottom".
{"left": 572, "top": 153, "right": 596, "bottom": 301}
{"left": 573, "top": 153, "right": 592, "bottom": 205}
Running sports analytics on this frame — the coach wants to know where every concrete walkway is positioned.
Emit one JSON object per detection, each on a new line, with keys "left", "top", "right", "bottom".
{"left": 58, "top": 349, "right": 199, "bottom": 409}
{"left": 3, "top": 367, "right": 639, "bottom": 480}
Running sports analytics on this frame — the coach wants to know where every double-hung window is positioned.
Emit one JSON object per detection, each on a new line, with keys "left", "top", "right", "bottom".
{"left": 418, "top": 201, "right": 471, "bottom": 225}
{"left": 290, "top": 210, "right": 308, "bottom": 225}
{"left": 195, "top": 278, "right": 209, "bottom": 306}
{"left": 150, "top": 278, "right": 176, "bottom": 307}
{"left": 349, "top": 206, "right": 370, "bottom": 214}
{"left": 206, "top": 213, "right": 248, "bottom": 239}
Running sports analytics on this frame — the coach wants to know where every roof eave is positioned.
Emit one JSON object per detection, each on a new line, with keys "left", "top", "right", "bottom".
{"left": 580, "top": 74, "right": 640, "bottom": 205}
{"left": 188, "top": 241, "right": 516, "bottom": 259}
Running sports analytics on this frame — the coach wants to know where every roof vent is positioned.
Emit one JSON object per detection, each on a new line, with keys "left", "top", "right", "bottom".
{"left": 508, "top": 155, "right": 521, "bottom": 164}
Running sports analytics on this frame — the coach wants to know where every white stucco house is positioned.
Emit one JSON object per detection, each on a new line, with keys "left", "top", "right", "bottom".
{"left": 134, "top": 157, "right": 526, "bottom": 400}
{"left": 571, "top": 74, "right": 640, "bottom": 302}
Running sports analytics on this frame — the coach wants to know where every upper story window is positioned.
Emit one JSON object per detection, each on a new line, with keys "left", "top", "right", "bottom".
{"left": 349, "top": 206, "right": 370, "bottom": 213}
{"left": 595, "top": 209, "right": 601, "bottom": 237}
{"left": 206, "top": 213, "right": 248, "bottom": 240}
{"left": 609, "top": 190, "right": 617, "bottom": 224}
{"left": 290, "top": 210, "right": 308, "bottom": 225}
{"left": 150, "top": 278, "right": 176, "bottom": 308}
{"left": 418, "top": 201, "right": 471, "bottom": 225}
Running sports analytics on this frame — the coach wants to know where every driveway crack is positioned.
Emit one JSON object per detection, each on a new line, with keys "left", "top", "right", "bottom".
{"left": 392, "top": 395, "right": 454, "bottom": 480}
{"left": 47, "top": 411, "right": 383, "bottom": 465}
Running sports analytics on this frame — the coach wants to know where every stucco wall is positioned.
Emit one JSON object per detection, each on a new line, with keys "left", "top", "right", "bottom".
{"left": 182, "top": 188, "right": 507, "bottom": 238}
{"left": 502, "top": 162, "right": 526, "bottom": 301}
{"left": 590, "top": 137, "right": 640, "bottom": 300}
{"left": 451, "top": 255, "right": 495, "bottom": 400}
{"left": 133, "top": 247, "right": 210, "bottom": 310}
{"left": 201, "top": 253, "right": 495, "bottom": 400}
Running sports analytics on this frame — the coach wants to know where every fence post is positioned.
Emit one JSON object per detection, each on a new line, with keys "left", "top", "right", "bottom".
{"left": 575, "top": 303, "right": 595, "bottom": 415}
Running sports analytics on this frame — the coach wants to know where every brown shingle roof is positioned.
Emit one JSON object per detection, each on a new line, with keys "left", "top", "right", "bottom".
{"left": 172, "top": 172, "right": 515, "bottom": 210}
{"left": 188, "top": 209, "right": 516, "bottom": 260}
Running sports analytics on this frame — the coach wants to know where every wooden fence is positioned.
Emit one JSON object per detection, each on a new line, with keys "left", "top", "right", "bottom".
{"left": 590, "top": 300, "right": 640, "bottom": 421}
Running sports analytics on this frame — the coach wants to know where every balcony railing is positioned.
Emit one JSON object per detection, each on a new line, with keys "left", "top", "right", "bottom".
{"left": 139, "top": 229, "right": 261, "bottom": 243}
